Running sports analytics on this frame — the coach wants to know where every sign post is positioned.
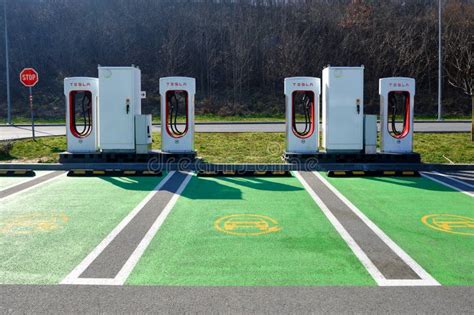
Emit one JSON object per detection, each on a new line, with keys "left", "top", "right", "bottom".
{"left": 19, "top": 68, "right": 39, "bottom": 140}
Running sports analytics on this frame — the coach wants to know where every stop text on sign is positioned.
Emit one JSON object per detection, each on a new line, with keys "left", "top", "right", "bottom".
{"left": 19, "top": 68, "right": 39, "bottom": 87}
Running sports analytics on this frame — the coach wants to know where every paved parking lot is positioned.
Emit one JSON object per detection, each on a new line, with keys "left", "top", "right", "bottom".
{"left": 0, "top": 169, "right": 472, "bottom": 312}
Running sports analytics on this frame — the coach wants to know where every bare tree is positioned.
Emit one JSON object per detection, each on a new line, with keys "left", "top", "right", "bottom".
{"left": 0, "top": 0, "right": 473, "bottom": 120}
{"left": 443, "top": 0, "right": 474, "bottom": 139}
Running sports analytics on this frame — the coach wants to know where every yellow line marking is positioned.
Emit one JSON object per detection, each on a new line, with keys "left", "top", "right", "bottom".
{"left": 123, "top": 171, "right": 136, "bottom": 175}
{"left": 383, "top": 171, "right": 396, "bottom": 175}
{"left": 422, "top": 214, "right": 474, "bottom": 236}
{"left": 214, "top": 214, "right": 282, "bottom": 236}
{"left": 353, "top": 171, "right": 365, "bottom": 175}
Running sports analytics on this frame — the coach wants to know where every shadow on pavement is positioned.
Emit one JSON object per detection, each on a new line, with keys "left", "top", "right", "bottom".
{"left": 182, "top": 176, "right": 302, "bottom": 200}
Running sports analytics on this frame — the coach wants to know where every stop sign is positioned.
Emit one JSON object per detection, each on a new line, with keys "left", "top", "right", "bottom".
{"left": 19, "top": 68, "right": 39, "bottom": 87}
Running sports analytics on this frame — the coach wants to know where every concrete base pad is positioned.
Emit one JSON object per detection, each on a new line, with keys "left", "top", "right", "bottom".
{"left": 59, "top": 150, "right": 197, "bottom": 164}
{"left": 284, "top": 151, "right": 421, "bottom": 163}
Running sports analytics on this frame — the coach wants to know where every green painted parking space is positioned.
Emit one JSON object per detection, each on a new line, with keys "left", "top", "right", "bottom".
{"left": 323, "top": 173, "right": 474, "bottom": 285}
{"left": 0, "top": 172, "right": 49, "bottom": 191}
{"left": 0, "top": 175, "right": 164, "bottom": 284}
{"left": 127, "top": 176, "right": 375, "bottom": 286}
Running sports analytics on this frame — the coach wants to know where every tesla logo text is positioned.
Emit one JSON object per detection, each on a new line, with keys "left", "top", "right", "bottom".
{"left": 292, "top": 82, "right": 314, "bottom": 87}
{"left": 389, "top": 82, "right": 410, "bottom": 88}
{"left": 70, "top": 82, "right": 91, "bottom": 87}
{"left": 167, "top": 82, "right": 187, "bottom": 87}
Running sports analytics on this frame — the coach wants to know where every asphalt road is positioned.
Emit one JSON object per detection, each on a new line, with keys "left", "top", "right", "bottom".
{"left": 0, "top": 285, "right": 472, "bottom": 313}
{"left": 0, "top": 121, "right": 471, "bottom": 141}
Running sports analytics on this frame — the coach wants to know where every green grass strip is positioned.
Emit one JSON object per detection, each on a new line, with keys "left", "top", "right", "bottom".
{"left": 127, "top": 176, "right": 375, "bottom": 286}
{"left": 2, "top": 133, "right": 473, "bottom": 164}
{"left": 323, "top": 173, "right": 474, "bottom": 286}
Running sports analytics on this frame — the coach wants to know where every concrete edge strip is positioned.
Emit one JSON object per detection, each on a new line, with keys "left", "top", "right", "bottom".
{"left": 293, "top": 171, "right": 386, "bottom": 285}
{"left": 61, "top": 171, "right": 176, "bottom": 285}
{"left": 0, "top": 171, "right": 51, "bottom": 192}
{"left": 311, "top": 171, "right": 440, "bottom": 286}
{"left": 433, "top": 171, "right": 474, "bottom": 190}
{"left": 421, "top": 172, "right": 473, "bottom": 197}
{"left": 1, "top": 162, "right": 474, "bottom": 172}
{"left": 0, "top": 171, "right": 66, "bottom": 200}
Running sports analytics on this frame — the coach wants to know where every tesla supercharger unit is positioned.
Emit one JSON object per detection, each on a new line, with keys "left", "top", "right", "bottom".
{"left": 322, "top": 66, "right": 364, "bottom": 152}
{"left": 380, "top": 77, "right": 415, "bottom": 153}
{"left": 98, "top": 66, "right": 142, "bottom": 151}
{"left": 284, "top": 77, "right": 321, "bottom": 154}
{"left": 64, "top": 77, "right": 99, "bottom": 153}
{"left": 160, "top": 77, "right": 195, "bottom": 153}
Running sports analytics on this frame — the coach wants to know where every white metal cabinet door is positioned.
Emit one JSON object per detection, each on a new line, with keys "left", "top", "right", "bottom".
{"left": 99, "top": 68, "right": 135, "bottom": 150}
{"left": 324, "top": 67, "right": 364, "bottom": 151}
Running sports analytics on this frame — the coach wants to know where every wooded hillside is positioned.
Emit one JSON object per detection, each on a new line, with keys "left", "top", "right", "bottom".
{"left": 0, "top": 0, "right": 472, "bottom": 119}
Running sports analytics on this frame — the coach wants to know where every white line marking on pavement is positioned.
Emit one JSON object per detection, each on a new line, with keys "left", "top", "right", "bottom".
{"left": 65, "top": 278, "right": 120, "bottom": 286}
{"left": 421, "top": 172, "right": 473, "bottom": 197}
{"left": 61, "top": 171, "right": 176, "bottom": 285}
{"left": 0, "top": 171, "right": 53, "bottom": 192}
{"left": 293, "top": 171, "right": 386, "bottom": 285}
{"left": 62, "top": 172, "right": 193, "bottom": 286}
{"left": 311, "top": 171, "right": 440, "bottom": 286}
{"left": 1, "top": 172, "right": 66, "bottom": 200}
{"left": 433, "top": 171, "right": 474, "bottom": 189}
{"left": 294, "top": 172, "right": 440, "bottom": 286}
{"left": 114, "top": 172, "right": 193, "bottom": 285}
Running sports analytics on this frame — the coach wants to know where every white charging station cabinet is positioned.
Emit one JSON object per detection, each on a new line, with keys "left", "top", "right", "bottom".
{"left": 364, "top": 115, "right": 377, "bottom": 154}
{"left": 64, "top": 77, "right": 99, "bottom": 153}
{"left": 135, "top": 114, "right": 152, "bottom": 154}
{"left": 284, "top": 77, "right": 320, "bottom": 154}
{"left": 159, "top": 77, "right": 195, "bottom": 153}
{"left": 322, "top": 66, "right": 364, "bottom": 152}
{"left": 380, "top": 77, "right": 415, "bottom": 153}
{"left": 98, "top": 66, "right": 142, "bottom": 151}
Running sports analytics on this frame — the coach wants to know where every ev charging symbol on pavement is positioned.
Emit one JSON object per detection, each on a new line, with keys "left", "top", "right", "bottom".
{"left": 214, "top": 214, "right": 281, "bottom": 236}
{"left": 422, "top": 214, "right": 474, "bottom": 236}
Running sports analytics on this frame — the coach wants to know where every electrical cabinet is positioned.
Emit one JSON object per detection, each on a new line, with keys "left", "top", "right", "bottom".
{"left": 135, "top": 114, "right": 152, "bottom": 154}
{"left": 98, "top": 66, "right": 141, "bottom": 151}
{"left": 322, "top": 66, "right": 364, "bottom": 152}
{"left": 364, "top": 115, "right": 377, "bottom": 154}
